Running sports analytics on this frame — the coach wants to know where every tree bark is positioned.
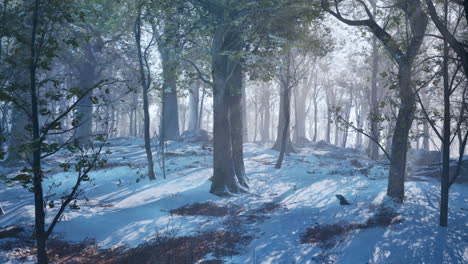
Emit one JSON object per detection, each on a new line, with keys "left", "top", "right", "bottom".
{"left": 355, "top": 97, "right": 365, "bottom": 149}
{"left": 230, "top": 88, "right": 248, "bottom": 188}
{"left": 313, "top": 98, "right": 319, "bottom": 142}
{"left": 387, "top": 64, "right": 416, "bottom": 201}
{"left": 5, "top": 105, "right": 28, "bottom": 163}
{"left": 159, "top": 45, "right": 180, "bottom": 141}
{"left": 440, "top": 0, "right": 450, "bottom": 227}
{"left": 210, "top": 19, "right": 247, "bottom": 196}
{"left": 273, "top": 70, "right": 296, "bottom": 153}
{"left": 242, "top": 75, "right": 248, "bottom": 142}
{"left": 261, "top": 84, "right": 271, "bottom": 142}
{"left": 275, "top": 50, "right": 294, "bottom": 168}
{"left": 188, "top": 80, "right": 200, "bottom": 131}
{"left": 294, "top": 82, "right": 308, "bottom": 144}
{"left": 4, "top": 45, "right": 31, "bottom": 164}
{"left": 342, "top": 107, "right": 351, "bottom": 148}
{"left": 420, "top": 90, "right": 431, "bottom": 150}
{"left": 75, "top": 52, "right": 96, "bottom": 144}
{"left": 334, "top": 111, "right": 340, "bottom": 146}
{"left": 326, "top": 106, "right": 332, "bottom": 143}
{"left": 275, "top": 86, "right": 291, "bottom": 168}
{"left": 369, "top": 0, "right": 381, "bottom": 160}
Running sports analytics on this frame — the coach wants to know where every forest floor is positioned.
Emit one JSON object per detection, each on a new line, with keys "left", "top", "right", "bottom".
{"left": 0, "top": 138, "right": 467, "bottom": 263}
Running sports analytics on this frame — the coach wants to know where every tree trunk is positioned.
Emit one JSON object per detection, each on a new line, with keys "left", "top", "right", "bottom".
{"left": 198, "top": 84, "right": 206, "bottom": 130}
{"left": 261, "top": 85, "right": 271, "bottom": 142}
{"left": 75, "top": 63, "right": 95, "bottom": 144}
{"left": 0, "top": 105, "right": 7, "bottom": 151}
{"left": 242, "top": 76, "right": 248, "bottom": 142}
{"left": 230, "top": 90, "right": 248, "bottom": 188}
{"left": 421, "top": 92, "right": 431, "bottom": 150}
{"left": 74, "top": 41, "right": 99, "bottom": 144}
{"left": 188, "top": 80, "right": 200, "bottom": 131}
{"left": 387, "top": 64, "right": 415, "bottom": 202}
{"left": 326, "top": 109, "right": 332, "bottom": 143}
{"left": 313, "top": 99, "right": 318, "bottom": 142}
{"left": 385, "top": 120, "right": 394, "bottom": 154}
{"left": 440, "top": 1, "right": 450, "bottom": 226}
{"left": 452, "top": 124, "right": 468, "bottom": 186}
{"left": 275, "top": 50, "right": 294, "bottom": 168}
{"left": 275, "top": 81, "right": 292, "bottom": 168}
{"left": 415, "top": 124, "right": 420, "bottom": 149}
{"left": 210, "top": 22, "right": 247, "bottom": 196}
{"left": 273, "top": 76, "right": 295, "bottom": 153}
{"left": 342, "top": 98, "right": 352, "bottom": 148}
{"left": 159, "top": 45, "right": 180, "bottom": 141}
{"left": 5, "top": 48, "right": 31, "bottom": 164}
{"left": 422, "top": 119, "right": 430, "bottom": 150}
{"left": 5, "top": 105, "right": 29, "bottom": 163}
{"left": 253, "top": 96, "right": 258, "bottom": 142}
{"left": 334, "top": 117, "right": 339, "bottom": 146}
{"left": 294, "top": 84, "right": 307, "bottom": 144}
{"left": 355, "top": 101, "right": 364, "bottom": 148}
{"left": 342, "top": 119, "right": 349, "bottom": 147}
{"left": 369, "top": 0, "right": 380, "bottom": 160}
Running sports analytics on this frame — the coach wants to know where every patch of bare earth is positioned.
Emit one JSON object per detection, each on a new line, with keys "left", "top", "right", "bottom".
{"left": 254, "top": 201, "right": 285, "bottom": 214}
{"left": 301, "top": 207, "right": 403, "bottom": 248}
{"left": 169, "top": 202, "right": 242, "bottom": 217}
{"left": 0, "top": 226, "right": 24, "bottom": 239}
{"left": 2, "top": 238, "right": 123, "bottom": 264}
{"left": 2, "top": 231, "right": 252, "bottom": 264}
{"left": 242, "top": 202, "right": 287, "bottom": 223}
{"left": 117, "top": 230, "right": 252, "bottom": 264}
{"left": 301, "top": 207, "right": 403, "bottom": 263}
{"left": 3, "top": 201, "right": 285, "bottom": 263}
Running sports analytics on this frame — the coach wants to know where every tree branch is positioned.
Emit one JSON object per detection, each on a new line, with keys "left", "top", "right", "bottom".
{"left": 337, "top": 115, "right": 391, "bottom": 161}
{"left": 182, "top": 58, "right": 213, "bottom": 87}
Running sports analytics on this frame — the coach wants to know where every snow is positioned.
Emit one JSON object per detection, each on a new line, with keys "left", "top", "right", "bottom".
{"left": 0, "top": 138, "right": 467, "bottom": 263}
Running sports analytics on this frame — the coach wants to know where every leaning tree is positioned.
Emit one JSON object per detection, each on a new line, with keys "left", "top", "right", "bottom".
{"left": 323, "top": 0, "right": 428, "bottom": 202}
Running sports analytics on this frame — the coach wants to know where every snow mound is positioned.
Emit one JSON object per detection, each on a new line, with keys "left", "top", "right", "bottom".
{"left": 407, "top": 149, "right": 441, "bottom": 167}
{"left": 314, "top": 140, "right": 335, "bottom": 150}
{"left": 295, "top": 137, "right": 311, "bottom": 147}
{"left": 178, "top": 129, "right": 212, "bottom": 144}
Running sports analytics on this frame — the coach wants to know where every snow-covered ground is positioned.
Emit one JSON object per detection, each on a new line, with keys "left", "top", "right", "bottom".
{"left": 0, "top": 138, "right": 467, "bottom": 263}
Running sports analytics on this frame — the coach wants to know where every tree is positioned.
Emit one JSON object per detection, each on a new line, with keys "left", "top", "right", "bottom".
{"left": 275, "top": 49, "right": 298, "bottom": 168}
{"left": 207, "top": 2, "right": 249, "bottom": 195}
{"left": 323, "top": 0, "right": 428, "bottom": 202}
{"left": 134, "top": 1, "right": 156, "bottom": 180}
{"left": 186, "top": 0, "right": 322, "bottom": 195}
{"left": 0, "top": 1, "right": 111, "bottom": 262}
{"left": 424, "top": 0, "right": 468, "bottom": 79}
{"left": 416, "top": 0, "right": 468, "bottom": 226}
{"left": 152, "top": 0, "right": 186, "bottom": 141}
{"left": 0, "top": 0, "right": 29, "bottom": 164}
{"left": 309, "top": 60, "right": 323, "bottom": 142}
{"left": 188, "top": 80, "right": 201, "bottom": 131}
{"left": 272, "top": 49, "right": 300, "bottom": 155}
{"left": 294, "top": 59, "right": 314, "bottom": 145}
{"left": 323, "top": 63, "right": 334, "bottom": 143}
{"left": 58, "top": 0, "right": 127, "bottom": 144}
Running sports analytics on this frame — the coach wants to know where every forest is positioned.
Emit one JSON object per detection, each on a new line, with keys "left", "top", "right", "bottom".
{"left": 0, "top": 0, "right": 467, "bottom": 263}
